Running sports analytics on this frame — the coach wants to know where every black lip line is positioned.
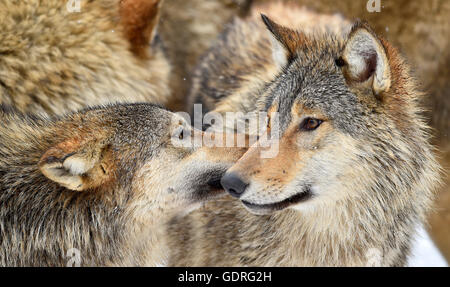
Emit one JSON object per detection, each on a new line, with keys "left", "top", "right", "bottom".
{"left": 242, "top": 189, "right": 313, "bottom": 211}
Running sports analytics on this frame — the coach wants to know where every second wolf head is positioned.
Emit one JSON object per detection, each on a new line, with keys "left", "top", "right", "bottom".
{"left": 0, "top": 103, "right": 246, "bottom": 266}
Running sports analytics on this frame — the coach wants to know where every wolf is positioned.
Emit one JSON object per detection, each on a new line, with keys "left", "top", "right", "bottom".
{"left": 249, "top": 0, "right": 450, "bottom": 263}
{"left": 159, "top": 0, "right": 252, "bottom": 111}
{"left": 160, "top": 0, "right": 450, "bottom": 260}
{"left": 0, "top": 0, "right": 170, "bottom": 115}
{"left": 0, "top": 103, "right": 246, "bottom": 266}
{"left": 167, "top": 5, "right": 441, "bottom": 266}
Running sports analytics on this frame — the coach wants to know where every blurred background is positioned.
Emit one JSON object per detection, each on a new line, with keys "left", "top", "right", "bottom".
{"left": 158, "top": 0, "right": 449, "bottom": 266}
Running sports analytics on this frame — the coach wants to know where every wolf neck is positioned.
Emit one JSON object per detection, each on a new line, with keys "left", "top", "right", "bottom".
{"left": 271, "top": 195, "right": 412, "bottom": 266}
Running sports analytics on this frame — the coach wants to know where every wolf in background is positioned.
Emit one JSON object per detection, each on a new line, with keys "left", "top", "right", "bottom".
{"left": 0, "top": 0, "right": 170, "bottom": 115}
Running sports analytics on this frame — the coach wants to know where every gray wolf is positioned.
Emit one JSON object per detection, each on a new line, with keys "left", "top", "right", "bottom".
{"left": 167, "top": 4, "right": 441, "bottom": 266}
{"left": 0, "top": 103, "right": 246, "bottom": 266}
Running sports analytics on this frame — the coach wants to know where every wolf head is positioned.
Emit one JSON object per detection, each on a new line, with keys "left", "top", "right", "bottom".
{"left": 1, "top": 104, "right": 246, "bottom": 220}
{"left": 221, "top": 16, "right": 439, "bottom": 217}
{"left": 0, "top": 0, "right": 170, "bottom": 114}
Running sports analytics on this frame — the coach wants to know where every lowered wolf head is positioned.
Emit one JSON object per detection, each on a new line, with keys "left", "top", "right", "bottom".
{"left": 1, "top": 104, "right": 246, "bottom": 219}
{"left": 221, "top": 16, "right": 439, "bottom": 216}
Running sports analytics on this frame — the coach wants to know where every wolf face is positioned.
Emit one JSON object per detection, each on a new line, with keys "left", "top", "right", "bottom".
{"left": 32, "top": 104, "right": 244, "bottom": 214}
{"left": 0, "top": 103, "right": 247, "bottom": 266}
{"left": 221, "top": 16, "right": 438, "bottom": 216}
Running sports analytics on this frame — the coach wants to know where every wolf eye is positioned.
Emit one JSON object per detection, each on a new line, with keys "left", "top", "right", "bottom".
{"left": 300, "top": 118, "right": 323, "bottom": 131}
{"left": 173, "top": 126, "right": 185, "bottom": 140}
{"left": 178, "top": 129, "right": 184, "bottom": 140}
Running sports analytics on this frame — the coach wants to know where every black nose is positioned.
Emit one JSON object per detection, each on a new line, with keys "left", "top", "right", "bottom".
{"left": 220, "top": 172, "right": 248, "bottom": 198}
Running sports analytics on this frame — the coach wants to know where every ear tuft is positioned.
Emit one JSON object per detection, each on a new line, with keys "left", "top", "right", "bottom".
{"left": 39, "top": 153, "right": 86, "bottom": 191}
{"left": 63, "top": 155, "right": 95, "bottom": 176}
{"left": 39, "top": 139, "right": 111, "bottom": 191}
{"left": 341, "top": 21, "right": 391, "bottom": 96}
{"left": 261, "top": 14, "right": 303, "bottom": 67}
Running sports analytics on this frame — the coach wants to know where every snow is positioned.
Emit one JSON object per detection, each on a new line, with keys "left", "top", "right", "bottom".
{"left": 408, "top": 225, "right": 448, "bottom": 267}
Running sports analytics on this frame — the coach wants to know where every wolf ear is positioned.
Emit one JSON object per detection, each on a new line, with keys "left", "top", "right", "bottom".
{"left": 120, "top": 0, "right": 163, "bottom": 59}
{"left": 261, "top": 14, "right": 303, "bottom": 67}
{"left": 339, "top": 21, "right": 391, "bottom": 96}
{"left": 39, "top": 137, "right": 114, "bottom": 191}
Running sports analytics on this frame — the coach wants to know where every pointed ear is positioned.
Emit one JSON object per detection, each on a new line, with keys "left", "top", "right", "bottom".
{"left": 261, "top": 14, "right": 304, "bottom": 67}
{"left": 120, "top": 0, "right": 163, "bottom": 59}
{"left": 39, "top": 137, "right": 114, "bottom": 191}
{"left": 340, "top": 21, "right": 391, "bottom": 96}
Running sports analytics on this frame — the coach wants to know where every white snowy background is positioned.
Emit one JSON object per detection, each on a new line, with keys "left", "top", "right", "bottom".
{"left": 408, "top": 225, "right": 448, "bottom": 267}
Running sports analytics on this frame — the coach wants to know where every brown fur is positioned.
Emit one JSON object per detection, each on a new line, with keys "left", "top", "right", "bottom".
{"left": 0, "top": 0, "right": 170, "bottom": 115}
{"left": 120, "top": 0, "right": 162, "bottom": 59}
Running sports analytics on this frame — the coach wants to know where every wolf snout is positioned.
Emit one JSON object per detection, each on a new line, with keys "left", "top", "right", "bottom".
{"left": 220, "top": 172, "right": 248, "bottom": 198}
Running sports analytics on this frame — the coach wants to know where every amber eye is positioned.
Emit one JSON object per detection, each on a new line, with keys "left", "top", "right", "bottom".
{"left": 300, "top": 118, "right": 323, "bottom": 131}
